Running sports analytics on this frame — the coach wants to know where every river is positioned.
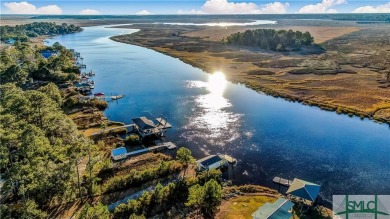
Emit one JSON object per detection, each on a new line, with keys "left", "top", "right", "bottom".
{"left": 46, "top": 25, "right": 390, "bottom": 200}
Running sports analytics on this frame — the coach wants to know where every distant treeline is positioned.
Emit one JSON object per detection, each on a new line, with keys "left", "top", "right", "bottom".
{"left": 224, "top": 29, "right": 314, "bottom": 51}
{"left": 0, "top": 22, "right": 82, "bottom": 42}
{"left": 31, "top": 13, "right": 390, "bottom": 22}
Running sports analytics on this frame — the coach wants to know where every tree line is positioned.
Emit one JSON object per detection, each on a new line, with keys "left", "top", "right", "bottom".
{"left": 0, "top": 83, "right": 91, "bottom": 218}
{"left": 224, "top": 29, "right": 314, "bottom": 51}
{"left": 0, "top": 22, "right": 82, "bottom": 43}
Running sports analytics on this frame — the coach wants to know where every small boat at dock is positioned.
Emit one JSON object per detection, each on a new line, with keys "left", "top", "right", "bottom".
{"left": 94, "top": 92, "right": 105, "bottom": 96}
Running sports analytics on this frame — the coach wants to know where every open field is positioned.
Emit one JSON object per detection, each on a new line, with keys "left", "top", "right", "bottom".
{"left": 111, "top": 21, "right": 390, "bottom": 123}
{"left": 217, "top": 194, "right": 277, "bottom": 219}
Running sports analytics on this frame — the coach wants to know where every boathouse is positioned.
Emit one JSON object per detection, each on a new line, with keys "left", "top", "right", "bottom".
{"left": 131, "top": 116, "right": 172, "bottom": 138}
{"left": 196, "top": 154, "right": 236, "bottom": 171}
{"left": 252, "top": 198, "right": 294, "bottom": 219}
{"left": 286, "top": 178, "right": 321, "bottom": 205}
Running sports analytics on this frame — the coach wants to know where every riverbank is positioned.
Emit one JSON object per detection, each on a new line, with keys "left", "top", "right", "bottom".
{"left": 110, "top": 22, "right": 390, "bottom": 124}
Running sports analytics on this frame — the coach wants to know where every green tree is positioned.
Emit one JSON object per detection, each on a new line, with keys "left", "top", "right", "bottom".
{"left": 201, "top": 179, "right": 222, "bottom": 217}
{"left": 176, "top": 147, "right": 195, "bottom": 177}
{"left": 186, "top": 184, "right": 204, "bottom": 216}
{"left": 38, "top": 82, "right": 63, "bottom": 106}
{"left": 79, "top": 202, "right": 110, "bottom": 219}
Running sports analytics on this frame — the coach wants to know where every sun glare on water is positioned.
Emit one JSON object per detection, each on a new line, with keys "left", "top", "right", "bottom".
{"left": 207, "top": 71, "right": 227, "bottom": 96}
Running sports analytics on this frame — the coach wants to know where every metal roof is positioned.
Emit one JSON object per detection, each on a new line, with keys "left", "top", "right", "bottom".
{"left": 111, "top": 147, "right": 127, "bottom": 156}
{"left": 196, "top": 155, "right": 223, "bottom": 167}
{"left": 252, "top": 198, "right": 294, "bottom": 219}
{"left": 132, "top": 117, "right": 156, "bottom": 130}
{"left": 286, "top": 178, "right": 321, "bottom": 202}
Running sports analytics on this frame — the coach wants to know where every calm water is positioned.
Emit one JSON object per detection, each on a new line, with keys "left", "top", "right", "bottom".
{"left": 47, "top": 25, "right": 390, "bottom": 200}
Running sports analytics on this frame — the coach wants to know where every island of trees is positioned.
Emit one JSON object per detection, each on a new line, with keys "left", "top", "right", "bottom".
{"left": 0, "top": 22, "right": 82, "bottom": 43}
{"left": 224, "top": 29, "right": 314, "bottom": 51}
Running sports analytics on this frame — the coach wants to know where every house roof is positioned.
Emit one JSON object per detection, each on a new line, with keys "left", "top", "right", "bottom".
{"left": 252, "top": 198, "right": 294, "bottom": 219}
{"left": 286, "top": 178, "right": 321, "bottom": 202}
{"left": 197, "top": 155, "right": 223, "bottom": 167}
{"left": 132, "top": 117, "right": 156, "bottom": 130}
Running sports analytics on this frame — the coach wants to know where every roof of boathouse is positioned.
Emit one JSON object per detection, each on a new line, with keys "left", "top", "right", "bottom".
{"left": 132, "top": 117, "right": 156, "bottom": 130}
{"left": 197, "top": 155, "right": 223, "bottom": 167}
{"left": 286, "top": 178, "right": 321, "bottom": 202}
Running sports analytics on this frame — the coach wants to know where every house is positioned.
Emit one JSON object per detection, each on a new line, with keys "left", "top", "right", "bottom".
{"left": 252, "top": 198, "right": 295, "bottom": 219}
{"left": 5, "top": 38, "right": 16, "bottom": 44}
{"left": 40, "top": 50, "right": 57, "bottom": 59}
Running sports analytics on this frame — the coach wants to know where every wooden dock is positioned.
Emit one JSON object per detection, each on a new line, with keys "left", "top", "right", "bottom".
{"left": 111, "top": 142, "right": 177, "bottom": 161}
{"left": 273, "top": 177, "right": 292, "bottom": 187}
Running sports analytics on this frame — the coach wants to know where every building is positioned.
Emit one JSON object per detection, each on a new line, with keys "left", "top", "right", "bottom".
{"left": 196, "top": 154, "right": 236, "bottom": 171}
{"left": 40, "top": 50, "right": 57, "bottom": 59}
{"left": 286, "top": 178, "right": 321, "bottom": 205}
{"left": 252, "top": 198, "right": 295, "bottom": 219}
{"left": 131, "top": 116, "right": 172, "bottom": 138}
{"left": 5, "top": 38, "right": 16, "bottom": 44}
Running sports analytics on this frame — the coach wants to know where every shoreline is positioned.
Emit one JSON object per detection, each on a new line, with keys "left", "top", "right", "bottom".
{"left": 109, "top": 35, "right": 390, "bottom": 125}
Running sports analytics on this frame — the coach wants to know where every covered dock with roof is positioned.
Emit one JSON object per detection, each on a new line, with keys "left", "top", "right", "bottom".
{"left": 196, "top": 154, "right": 236, "bottom": 171}
{"left": 286, "top": 178, "right": 321, "bottom": 205}
{"left": 131, "top": 116, "right": 172, "bottom": 138}
{"left": 252, "top": 198, "right": 295, "bottom": 219}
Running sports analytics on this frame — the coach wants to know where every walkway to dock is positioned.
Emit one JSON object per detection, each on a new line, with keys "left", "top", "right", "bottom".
{"left": 111, "top": 142, "right": 177, "bottom": 161}
{"left": 90, "top": 124, "right": 135, "bottom": 136}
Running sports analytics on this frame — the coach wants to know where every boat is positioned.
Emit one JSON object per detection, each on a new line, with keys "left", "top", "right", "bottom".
{"left": 111, "top": 95, "right": 124, "bottom": 100}
{"left": 94, "top": 92, "right": 105, "bottom": 96}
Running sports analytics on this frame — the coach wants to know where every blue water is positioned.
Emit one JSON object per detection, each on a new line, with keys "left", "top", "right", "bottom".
{"left": 46, "top": 25, "right": 390, "bottom": 200}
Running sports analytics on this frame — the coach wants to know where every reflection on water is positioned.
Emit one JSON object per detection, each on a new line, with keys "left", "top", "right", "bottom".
{"left": 184, "top": 72, "right": 242, "bottom": 145}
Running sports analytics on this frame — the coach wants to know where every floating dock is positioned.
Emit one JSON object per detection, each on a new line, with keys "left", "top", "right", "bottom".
{"left": 111, "top": 142, "right": 177, "bottom": 161}
{"left": 273, "top": 177, "right": 293, "bottom": 187}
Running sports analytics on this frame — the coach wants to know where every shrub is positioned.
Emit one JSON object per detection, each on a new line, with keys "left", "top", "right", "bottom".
{"left": 125, "top": 134, "right": 140, "bottom": 146}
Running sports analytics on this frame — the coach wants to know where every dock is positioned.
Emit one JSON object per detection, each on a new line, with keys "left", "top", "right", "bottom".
{"left": 95, "top": 95, "right": 125, "bottom": 100}
{"left": 273, "top": 177, "right": 292, "bottom": 187}
{"left": 90, "top": 124, "right": 135, "bottom": 136}
{"left": 111, "top": 142, "right": 177, "bottom": 161}
{"left": 196, "top": 154, "right": 237, "bottom": 171}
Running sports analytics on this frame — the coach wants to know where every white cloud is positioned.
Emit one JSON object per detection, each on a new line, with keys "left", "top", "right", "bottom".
{"left": 177, "top": 9, "right": 204, "bottom": 14}
{"left": 326, "top": 9, "right": 338, "bottom": 13}
{"left": 135, "top": 10, "right": 153, "bottom": 15}
{"left": 353, "top": 2, "right": 390, "bottom": 13}
{"left": 178, "top": 0, "right": 288, "bottom": 14}
{"left": 3, "top": 1, "right": 62, "bottom": 14}
{"left": 79, "top": 9, "right": 100, "bottom": 15}
{"left": 298, "top": 0, "right": 346, "bottom": 13}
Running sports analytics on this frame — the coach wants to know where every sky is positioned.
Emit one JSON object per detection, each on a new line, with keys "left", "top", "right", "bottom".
{"left": 1, "top": 0, "right": 390, "bottom": 15}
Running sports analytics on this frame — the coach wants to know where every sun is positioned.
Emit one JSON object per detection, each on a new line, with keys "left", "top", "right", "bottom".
{"left": 207, "top": 71, "right": 227, "bottom": 96}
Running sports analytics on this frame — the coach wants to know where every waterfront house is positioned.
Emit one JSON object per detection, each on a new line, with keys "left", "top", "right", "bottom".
{"left": 252, "top": 198, "right": 294, "bottom": 219}
{"left": 40, "top": 50, "right": 57, "bottom": 59}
